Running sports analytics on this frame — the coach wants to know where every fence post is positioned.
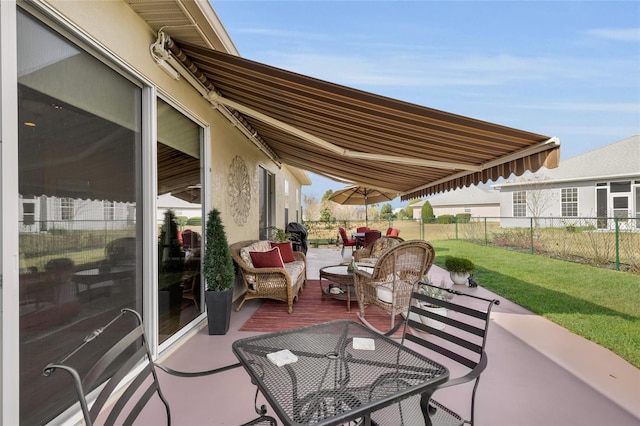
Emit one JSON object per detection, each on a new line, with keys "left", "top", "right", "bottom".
{"left": 615, "top": 217, "right": 620, "bottom": 271}
{"left": 484, "top": 217, "right": 488, "bottom": 246}
{"left": 455, "top": 218, "right": 458, "bottom": 240}
{"left": 529, "top": 217, "right": 534, "bottom": 254}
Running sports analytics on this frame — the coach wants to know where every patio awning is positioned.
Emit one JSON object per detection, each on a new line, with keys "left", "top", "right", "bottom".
{"left": 162, "top": 37, "right": 560, "bottom": 200}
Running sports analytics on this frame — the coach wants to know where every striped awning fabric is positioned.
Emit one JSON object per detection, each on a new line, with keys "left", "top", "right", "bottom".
{"left": 167, "top": 39, "right": 560, "bottom": 200}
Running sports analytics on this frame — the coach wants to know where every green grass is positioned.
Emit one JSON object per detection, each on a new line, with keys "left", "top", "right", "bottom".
{"left": 431, "top": 240, "right": 640, "bottom": 369}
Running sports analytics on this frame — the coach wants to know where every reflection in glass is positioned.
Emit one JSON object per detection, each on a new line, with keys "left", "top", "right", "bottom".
{"left": 156, "top": 99, "right": 202, "bottom": 342}
{"left": 17, "top": 11, "right": 141, "bottom": 425}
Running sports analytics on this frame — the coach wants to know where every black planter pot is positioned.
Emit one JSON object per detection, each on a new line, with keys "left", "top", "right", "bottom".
{"left": 205, "top": 289, "right": 232, "bottom": 335}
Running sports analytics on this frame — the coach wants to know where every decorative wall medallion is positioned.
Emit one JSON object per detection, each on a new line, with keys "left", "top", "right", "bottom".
{"left": 228, "top": 156, "right": 250, "bottom": 225}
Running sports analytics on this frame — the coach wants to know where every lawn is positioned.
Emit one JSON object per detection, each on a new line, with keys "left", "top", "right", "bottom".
{"left": 431, "top": 240, "right": 640, "bottom": 369}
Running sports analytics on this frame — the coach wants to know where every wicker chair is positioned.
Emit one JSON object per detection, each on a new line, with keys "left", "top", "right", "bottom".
{"left": 354, "top": 240, "right": 435, "bottom": 332}
{"left": 229, "top": 240, "right": 306, "bottom": 314}
{"left": 353, "top": 236, "right": 402, "bottom": 265}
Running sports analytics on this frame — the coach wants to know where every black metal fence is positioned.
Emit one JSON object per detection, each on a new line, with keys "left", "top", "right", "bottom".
{"left": 303, "top": 217, "right": 640, "bottom": 273}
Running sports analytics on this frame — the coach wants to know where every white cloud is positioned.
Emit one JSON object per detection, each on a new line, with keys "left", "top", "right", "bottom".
{"left": 234, "top": 27, "right": 334, "bottom": 42}
{"left": 587, "top": 28, "right": 640, "bottom": 42}
{"left": 258, "top": 50, "right": 633, "bottom": 90}
{"left": 520, "top": 102, "right": 640, "bottom": 114}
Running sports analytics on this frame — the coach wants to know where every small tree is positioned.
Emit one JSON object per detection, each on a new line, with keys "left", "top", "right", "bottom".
{"left": 320, "top": 208, "right": 335, "bottom": 223}
{"left": 396, "top": 209, "right": 409, "bottom": 220}
{"left": 421, "top": 201, "right": 435, "bottom": 222}
{"left": 380, "top": 203, "right": 396, "bottom": 220}
{"left": 159, "top": 210, "right": 182, "bottom": 271}
{"left": 203, "top": 208, "right": 234, "bottom": 291}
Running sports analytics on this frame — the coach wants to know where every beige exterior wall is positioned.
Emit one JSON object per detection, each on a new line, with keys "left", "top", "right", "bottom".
{"left": 45, "top": 0, "right": 305, "bottom": 244}
{"left": 432, "top": 204, "right": 500, "bottom": 219}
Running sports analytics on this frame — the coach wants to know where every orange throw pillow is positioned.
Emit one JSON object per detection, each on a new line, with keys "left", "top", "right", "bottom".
{"left": 270, "top": 241, "right": 296, "bottom": 263}
{"left": 249, "top": 247, "right": 284, "bottom": 268}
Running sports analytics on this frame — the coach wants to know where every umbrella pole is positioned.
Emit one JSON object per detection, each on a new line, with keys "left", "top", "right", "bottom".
{"left": 364, "top": 195, "right": 368, "bottom": 227}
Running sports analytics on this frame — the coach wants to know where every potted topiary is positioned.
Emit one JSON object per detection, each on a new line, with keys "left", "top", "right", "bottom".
{"left": 203, "top": 208, "right": 235, "bottom": 335}
{"left": 444, "top": 256, "right": 475, "bottom": 286}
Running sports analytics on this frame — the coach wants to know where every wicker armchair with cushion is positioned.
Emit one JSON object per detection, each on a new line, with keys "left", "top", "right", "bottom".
{"left": 354, "top": 240, "right": 435, "bottom": 332}
{"left": 230, "top": 240, "right": 306, "bottom": 314}
{"left": 353, "top": 236, "right": 402, "bottom": 265}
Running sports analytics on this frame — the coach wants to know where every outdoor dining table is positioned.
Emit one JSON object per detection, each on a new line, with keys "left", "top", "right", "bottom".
{"left": 232, "top": 319, "right": 449, "bottom": 426}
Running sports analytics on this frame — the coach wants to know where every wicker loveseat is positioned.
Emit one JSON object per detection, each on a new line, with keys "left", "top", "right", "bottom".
{"left": 353, "top": 236, "right": 403, "bottom": 265}
{"left": 230, "top": 240, "right": 306, "bottom": 314}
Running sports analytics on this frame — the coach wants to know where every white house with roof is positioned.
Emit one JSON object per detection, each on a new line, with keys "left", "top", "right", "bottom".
{"left": 412, "top": 185, "right": 501, "bottom": 220}
{"left": 494, "top": 135, "right": 640, "bottom": 229}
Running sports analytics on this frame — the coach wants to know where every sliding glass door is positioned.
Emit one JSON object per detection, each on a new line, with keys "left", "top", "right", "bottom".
{"left": 156, "top": 98, "right": 203, "bottom": 342}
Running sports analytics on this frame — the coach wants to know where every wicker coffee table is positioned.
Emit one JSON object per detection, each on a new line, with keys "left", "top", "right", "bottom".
{"left": 319, "top": 265, "right": 358, "bottom": 312}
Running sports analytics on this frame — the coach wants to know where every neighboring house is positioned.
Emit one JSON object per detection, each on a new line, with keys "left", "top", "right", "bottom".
{"left": 19, "top": 195, "right": 135, "bottom": 233}
{"left": 157, "top": 193, "right": 202, "bottom": 224}
{"left": 494, "top": 135, "right": 640, "bottom": 229}
{"left": 412, "top": 185, "right": 501, "bottom": 221}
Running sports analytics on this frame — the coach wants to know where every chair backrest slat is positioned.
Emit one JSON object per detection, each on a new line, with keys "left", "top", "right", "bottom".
{"left": 43, "top": 308, "right": 171, "bottom": 426}
{"left": 402, "top": 282, "right": 499, "bottom": 371}
{"left": 411, "top": 315, "right": 483, "bottom": 354}
{"left": 404, "top": 330, "right": 479, "bottom": 369}
{"left": 413, "top": 305, "right": 487, "bottom": 345}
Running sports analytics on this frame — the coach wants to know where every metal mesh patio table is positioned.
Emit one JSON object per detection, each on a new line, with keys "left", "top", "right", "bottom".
{"left": 232, "top": 320, "right": 449, "bottom": 426}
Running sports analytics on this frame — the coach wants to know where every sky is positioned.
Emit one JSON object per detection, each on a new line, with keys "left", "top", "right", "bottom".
{"left": 212, "top": 1, "right": 640, "bottom": 208}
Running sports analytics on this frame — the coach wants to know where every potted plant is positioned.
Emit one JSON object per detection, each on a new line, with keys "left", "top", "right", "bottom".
{"left": 265, "top": 226, "right": 296, "bottom": 243}
{"left": 203, "top": 208, "right": 235, "bottom": 335}
{"left": 415, "top": 276, "right": 451, "bottom": 330}
{"left": 444, "top": 256, "right": 475, "bottom": 286}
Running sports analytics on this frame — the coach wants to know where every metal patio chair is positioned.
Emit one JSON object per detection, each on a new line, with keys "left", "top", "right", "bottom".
{"left": 43, "top": 308, "right": 275, "bottom": 426}
{"left": 369, "top": 281, "right": 500, "bottom": 426}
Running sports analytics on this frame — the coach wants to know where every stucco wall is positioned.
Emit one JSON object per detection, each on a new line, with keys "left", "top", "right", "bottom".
{"left": 45, "top": 0, "right": 304, "bottom": 245}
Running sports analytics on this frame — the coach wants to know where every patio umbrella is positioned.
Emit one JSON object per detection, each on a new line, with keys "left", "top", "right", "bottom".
{"left": 329, "top": 185, "right": 398, "bottom": 226}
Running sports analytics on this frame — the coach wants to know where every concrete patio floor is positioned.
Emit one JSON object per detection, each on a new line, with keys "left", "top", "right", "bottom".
{"left": 140, "top": 246, "right": 640, "bottom": 426}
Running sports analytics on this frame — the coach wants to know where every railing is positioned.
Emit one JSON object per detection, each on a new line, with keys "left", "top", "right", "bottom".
{"left": 303, "top": 217, "right": 640, "bottom": 273}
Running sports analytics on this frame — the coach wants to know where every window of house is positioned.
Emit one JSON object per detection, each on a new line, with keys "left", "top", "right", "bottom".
{"left": 103, "top": 200, "right": 115, "bottom": 221}
{"left": 17, "top": 10, "right": 142, "bottom": 425}
{"left": 259, "top": 167, "right": 275, "bottom": 240}
{"left": 512, "top": 191, "right": 527, "bottom": 217}
{"left": 610, "top": 181, "right": 631, "bottom": 193}
{"left": 60, "top": 197, "right": 74, "bottom": 220}
{"left": 561, "top": 188, "right": 578, "bottom": 217}
{"left": 22, "top": 199, "right": 36, "bottom": 226}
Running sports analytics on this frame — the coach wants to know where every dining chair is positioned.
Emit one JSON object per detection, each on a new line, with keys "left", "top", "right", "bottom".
{"left": 386, "top": 227, "right": 400, "bottom": 237}
{"left": 354, "top": 240, "right": 434, "bottom": 332}
{"left": 368, "top": 281, "right": 500, "bottom": 426}
{"left": 362, "top": 230, "right": 382, "bottom": 248}
{"left": 338, "top": 227, "right": 357, "bottom": 256}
